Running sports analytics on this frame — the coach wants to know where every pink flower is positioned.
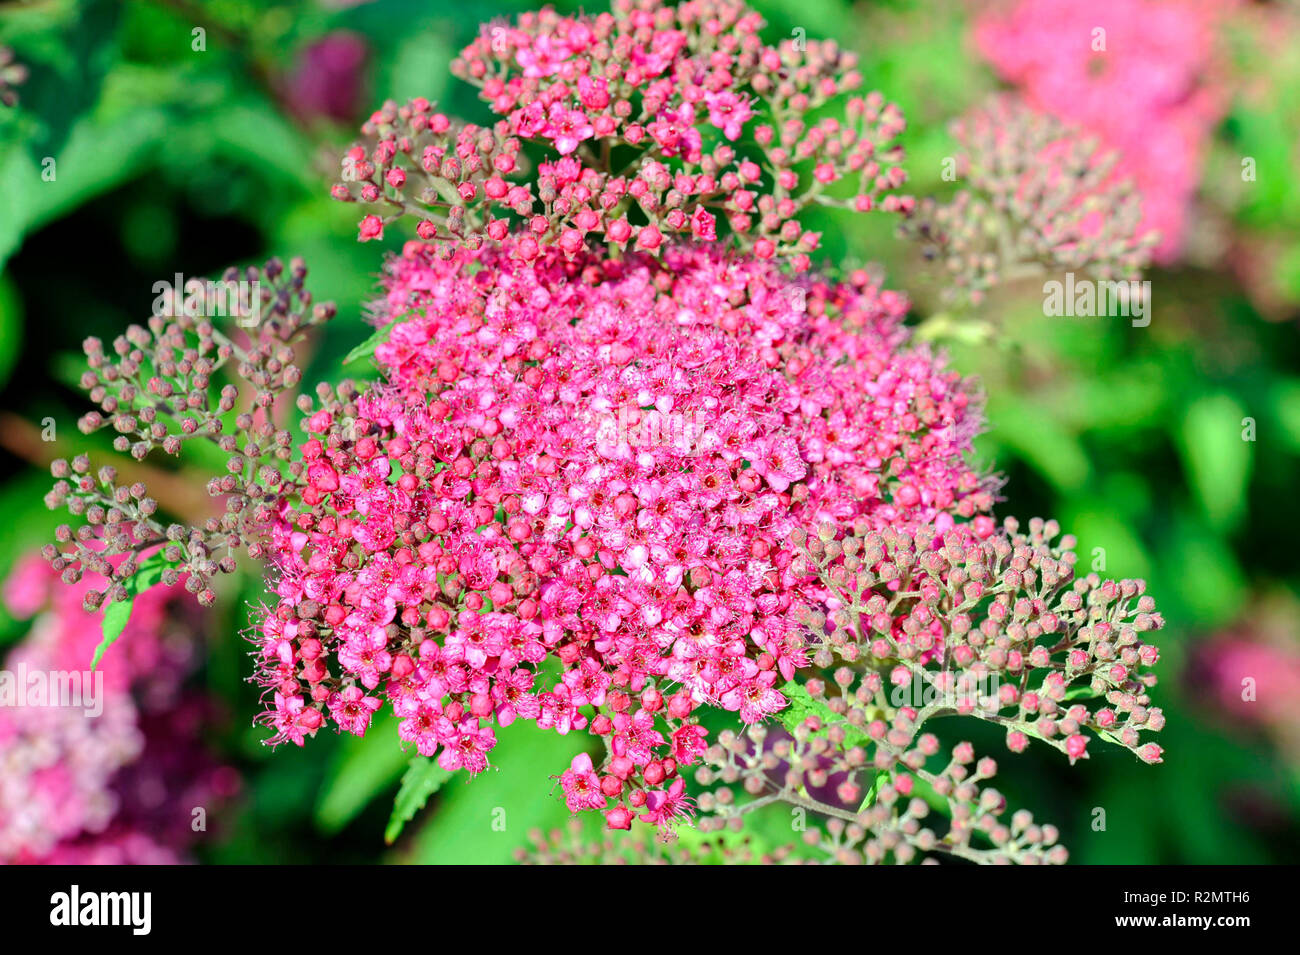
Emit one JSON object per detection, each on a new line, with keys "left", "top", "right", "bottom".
{"left": 398, "top": 702, "right": 444, "bottom": 757}
{"left": 542, "top": 104, "right": 594, "bottom": 156}
{"left": 690, "top": 207, "right": 717, "bottom": 242}
{"left": 605, "top": 805, "right": 634, "bottom": 830}
{"left": 336, "top": 3, "right": 913, "bottom": 266}
{"left": 639, "top": 778, "right": 694, "bottom": 827}
{"left": 436, "top": 717, "right": 497, "bottom": 774}
{"left": 559, "top": 753, "right": 607, "bottom": 811}
{"left": 329, "top": 685, "right": 383, "bottom": 736}
{"left": 251, "top": 235, "right": 995, "bottom": 819}
{"left": 670, "top": 724, "right": 709, "bottom": 765}
{"left": 1, "top": 555, "right": 237, "bottom": 863}
{"left": 974, "top": 0, "right": 1232, "bottom": 262}
{"left": 746, "top": 435, "right": 808, "bottom": 493}
{"left": 705, "top": 90, "right": 754, "bottom": 140}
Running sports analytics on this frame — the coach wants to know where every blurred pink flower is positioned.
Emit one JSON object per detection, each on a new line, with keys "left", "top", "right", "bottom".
{"left": 1190, "top": 595, "right": 1300, "bottom": 763}
{"left": 1195, "top": 636, "right": 1300, "bottom": 731}
{"left": 973, "top": 0, "right": 1236, "bottom": 263}
{"left": 284, "top": 31, "right": 370, "bottom": 124}
{"left": 0, "top": 555, "right": 238, "bottom": 864}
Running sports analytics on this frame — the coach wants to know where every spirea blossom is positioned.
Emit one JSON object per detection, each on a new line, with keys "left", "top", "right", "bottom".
{"left": 973, "top": 0, "right": 1234, "bottom": 263}
{"left": 251, "top": 236, "right": 994, "bottom": 824}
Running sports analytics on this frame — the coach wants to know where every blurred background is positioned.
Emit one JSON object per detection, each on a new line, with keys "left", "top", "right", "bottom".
{"left": 0, "top": 0, "right": 1297, "bottom": 864}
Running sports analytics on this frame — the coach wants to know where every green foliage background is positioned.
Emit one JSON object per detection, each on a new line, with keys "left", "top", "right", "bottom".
{"left": 1, "top": 0, "right": 1297, "bottom": 864}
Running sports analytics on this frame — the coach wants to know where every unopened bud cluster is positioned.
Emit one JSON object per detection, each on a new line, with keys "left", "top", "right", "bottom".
{"left": 41, "top": 258, "right": 339, "bottom": 610}
{"left": 696, "top": 721, "right": 1068, "bottom": 864}
{"left": 662, "top": 516, "right": 1164, "bottom": 862}
{"left": 902, "top": 96, "right": 1154, "bottom": 306}
{"left": 332, "top": 0, "right": 911, "bottom": 269}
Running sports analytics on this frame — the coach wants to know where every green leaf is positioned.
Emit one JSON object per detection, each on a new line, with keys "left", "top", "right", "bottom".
{"left": 343, "top": 323, "right": 394, "bottom": 366}
{"left": 1160, "top": 513, "right": 1247, "bottom": 630}
{"left": 1270, "top": 379, "right": 1300, "bottom": 452}
{"left": 982, "top": 395, "right": 1091, "bottom": 492}
{"left": 401, "top": 719, "right": 589, "bottom": 864}
{"left": 91, "top": 550, "right": 177, "bottom": 670}
{"left": 778, "top": 680, "right": 873, "bottom": 750}
{"left": 1059, "top": 503, "right": 1153, "bottom": 581}
{"left": 316, "top": 710, "right": 409, "bottom": 834}
{"left": 1178, "top": 393, "right": 1253, "bottom": 533}
{"left": 386, "top": 755, "right": 453, "bottom": 844}
{"left": 131, "top": 550, "right": 174, "bottom": 590}
{"left": 93, "top": 596, "right": 134, "bottom": 671}
{"left": 1062, "top": 684, "right": 1102, "bottom": 702}
{"left": 860, "top": 769, "right": 890, "bottom": 810}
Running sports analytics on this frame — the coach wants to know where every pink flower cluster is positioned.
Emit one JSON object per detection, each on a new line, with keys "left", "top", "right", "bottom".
{"left": 973, "top": 0, "right": 1233, "bottom": 263}
{"left": 1, "top": 556, "right": 237, "bottom": 864}
{"left": 335, "top": 0, "right": 911, "bottom": 269}
{"left": 252, "top": 237, "right": 994, "bottom": 829}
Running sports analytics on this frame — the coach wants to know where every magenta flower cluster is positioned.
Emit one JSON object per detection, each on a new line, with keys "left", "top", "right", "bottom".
{"left": 35, "top": 0, "right": 1173, "bottom": 862}
{"left": 252, "top": 236, "right": 993, "bottom": 828}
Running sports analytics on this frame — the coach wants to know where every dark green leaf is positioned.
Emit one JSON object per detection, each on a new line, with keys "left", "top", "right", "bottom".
{"left": 386, "top": 755, "right": 453, "bottom": 844}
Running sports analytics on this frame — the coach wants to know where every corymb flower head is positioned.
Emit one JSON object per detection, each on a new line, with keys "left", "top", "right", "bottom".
{"left": 252, "top": 238, "right": 992, "bottom": 777}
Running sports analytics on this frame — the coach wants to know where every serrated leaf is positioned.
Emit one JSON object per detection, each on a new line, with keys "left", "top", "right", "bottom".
{"left": 778, "top": 680, "right": 873, "bottom": 750}
{"left": 401, "top": 719, "right": 587, "bottom": 864}
{"left": 385, "top": 755, "right": 453, "bottom": 844}
{"left": 343, "top": 322, "right": 394, "bottom": 366}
